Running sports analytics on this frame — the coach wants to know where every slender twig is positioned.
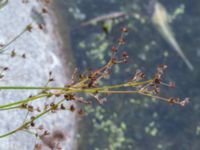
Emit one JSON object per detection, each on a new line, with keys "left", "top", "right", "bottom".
{"left": 0, "top": 98, "right": 65, "bottom": 138}
{"left": 0, "top": 80, "right": 152, "bottom": 91}
{"left": 0, "top": 24, "right": 31, "bottom": 53}
{"left": 0, "top": 80, "right": 153, "bottom": 110}
{"left": 0, "top": 86, "right": 67, "bottom": 90}
{"left": 0, "top": 93, "right": 52, "bottom": 109}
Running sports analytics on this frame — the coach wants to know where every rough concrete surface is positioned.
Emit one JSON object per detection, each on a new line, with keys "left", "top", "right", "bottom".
{"left": 0, "top": 0, "right": 76, "bottom": 149}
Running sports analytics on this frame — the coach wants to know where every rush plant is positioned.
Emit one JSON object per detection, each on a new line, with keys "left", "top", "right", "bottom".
{"left": 0, "top": 27, "right": 189, "bottom": 140}
{"left": 0, "top": 1, "right": 190, "bottom": 149}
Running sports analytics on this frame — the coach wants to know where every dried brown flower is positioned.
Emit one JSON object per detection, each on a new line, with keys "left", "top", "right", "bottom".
{"left": 26, "top": 24, "right": 33, "bottom": 32}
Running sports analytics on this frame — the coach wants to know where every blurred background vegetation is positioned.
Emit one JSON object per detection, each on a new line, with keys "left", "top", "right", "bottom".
{"left": 54, "top": 0, "right": 200, "bottom": 149}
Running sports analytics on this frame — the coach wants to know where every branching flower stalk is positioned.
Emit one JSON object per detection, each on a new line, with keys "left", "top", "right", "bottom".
{"left": 0, "top": 24, "right": 32, "bottom": 53}
{"left": 0, "top": 80, "right": 152, "bottom": 109}
{"left": 0, "top": 24, "right": 31, "bottom": 78}
{"left": 0, "top": 98, "right": 66, "bottom": 138}
{"left": 0, "top": 27, "right": 189, "bottom": 140}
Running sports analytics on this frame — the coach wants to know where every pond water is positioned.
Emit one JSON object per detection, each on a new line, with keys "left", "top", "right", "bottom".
{"left": 54, "top": 0, "right": 200, "bottom": 149}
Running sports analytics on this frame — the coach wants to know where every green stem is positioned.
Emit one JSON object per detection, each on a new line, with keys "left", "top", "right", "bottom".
{"left": 0, "top": 26, "right": 28, "bottom": 52}
{"left": 137, "top": 91, "right": 170, "bottom": 103}
{"left": 0, "top": 98, "right": 65, "bottom": 138}
{"left": 63, "top": 80, "right": 152, "bottom": 94}
{"left": 0, "top": 105, "right": 21, "bottom": 111}
{"left": 0, "top": 0, "right": 8, "bottom": 9}
{"left": 0, "top": 86, "right": 67, "bottom": 90}
{"left": 0, "top": 93, "right": 51, "bottom": 109}
{"left": 0, "top": 80, "right": 153, "bottom": 109}
{"left": 0, "top": 80, "right": 152, "bottom": 91}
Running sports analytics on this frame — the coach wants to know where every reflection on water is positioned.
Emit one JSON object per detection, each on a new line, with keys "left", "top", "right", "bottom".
{"left": 55, "top": 0, "right": 200, "bottom": 149}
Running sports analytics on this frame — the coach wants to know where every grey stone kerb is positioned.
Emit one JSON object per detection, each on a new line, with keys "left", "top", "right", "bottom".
{"left": 0, "top": 0, "right": 76, "bottom": 149}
